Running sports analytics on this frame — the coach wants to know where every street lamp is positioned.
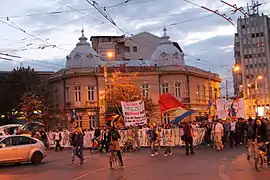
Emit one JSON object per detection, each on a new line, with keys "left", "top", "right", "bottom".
{"left": 233, "top": 65, "right": 240, "bottom": 72}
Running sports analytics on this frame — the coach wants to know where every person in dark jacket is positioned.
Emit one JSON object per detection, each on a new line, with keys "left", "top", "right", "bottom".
{"left": 40, "top": 128, "right": 49, "bottom": 149}
{"left": 183, "top": 122, "right": 194, "bottom": 155}
{"left": 252, "top": 119, "right": 268, "bottom": 143}
{"left": 246, "top": 118, "right": 254, "bottom": 160}
{"left": 100, "top": 127, "right": 109, "bottom": 153}
{"left": 74, "top": 127, "right": 85, "bottom": 165}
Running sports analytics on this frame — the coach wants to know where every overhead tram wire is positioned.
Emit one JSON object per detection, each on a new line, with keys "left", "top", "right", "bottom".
{"left": 0, "top": 52, "right": 65, "bottom": 68}
{"left": 1, "top": 0, "right": 143, "bottom": 52}
{"left": 0, "top": 3, "right": 232, "bottom": 69}
{"left": 0, "top": 0, "right": 213, "bottom": 58}
{"left": 1, "top": 0, "right": 230, "bottom": 69}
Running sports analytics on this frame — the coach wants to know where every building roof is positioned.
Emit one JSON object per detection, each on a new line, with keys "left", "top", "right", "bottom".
{"left": 90, "top": 35, "right": 125, "bottom": 41}
{"left": 65, "top": 29, "right": 101, "bottom": 69}
{"left": 151, "top": 27, "right": 185, "bottom": 66}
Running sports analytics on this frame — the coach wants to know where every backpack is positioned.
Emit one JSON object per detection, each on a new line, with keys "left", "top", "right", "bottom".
{"left": 247, "top": 124, "right": 253, "bottom": 139}
{"left": 70, "top": 133, "right": 76, "bottom": 146}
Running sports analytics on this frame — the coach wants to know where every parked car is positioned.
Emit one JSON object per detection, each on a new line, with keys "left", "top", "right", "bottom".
{"left": 0, "top": 135, "right": 46, "bottom": 165}
{"left": 0, "top": 124, "right": 22, "bottom": 136}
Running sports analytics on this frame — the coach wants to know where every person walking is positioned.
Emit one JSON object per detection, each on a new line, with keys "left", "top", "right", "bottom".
{"left": 132, "top": 126, "right": 140, "bottom": 151}
{"left": 147, "top": 124, "right": 158, "bottom": 157}
{"left": 246, "top": 118, "right": 254, "bottom": 160}
{"left": 70, "top": 129, "right": 78, "bottom": 164}
{"left": 214, "top": 120, "right": 224, "bottom": 151}
{"left": 230, "top": 119, "right": 236, "bottom": 147}
{"left": 100, "top": 127, "right": 109, "bottom": 153}
{"left": 183, "top": 122, "right": 194, "bottom": 155}
{"left": 40, "top": 128, "right": 49, "bottom": 149}
{"left": 74, "top": 127, "right": 85, "bottom": 165}
{"left": 163, "top": 131, "right": 172, "bottom": 156}
{"left": 54, "top": 129, "right": 62, "bottom": 152}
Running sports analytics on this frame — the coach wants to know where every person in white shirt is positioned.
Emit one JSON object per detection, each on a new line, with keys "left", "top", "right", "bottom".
{"left": 229, "top": 119, "right": 236, "bottom": 147}
{"left": 214, "top": 120, "right": 224, "bottom": 151}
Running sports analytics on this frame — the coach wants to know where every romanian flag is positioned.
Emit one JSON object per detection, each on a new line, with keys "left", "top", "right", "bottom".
{"left": 159, "top": 93, "right": 195, "bottom": 124}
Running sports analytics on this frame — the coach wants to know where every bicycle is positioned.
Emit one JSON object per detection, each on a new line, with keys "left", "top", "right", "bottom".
{"left": 254, "top": 142, "right": 269, "bottom": 172}
{"left": 108, "top": 144, "right": 120, "bottom": 169}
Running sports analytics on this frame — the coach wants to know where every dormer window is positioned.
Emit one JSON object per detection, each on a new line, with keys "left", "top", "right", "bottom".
{"left": 87, "top": 54, "right": 93, "bottom": 58}
{"left": 161, "top": 52, "right": 167, "bottom": 58}
{"left": 74, "top": 53, "right": 81, "bottom": 59}
{"left": 173, "top": 52, "right": 179, "bottom": 58}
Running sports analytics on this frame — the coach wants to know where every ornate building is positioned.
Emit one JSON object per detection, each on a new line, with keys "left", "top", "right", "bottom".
{"left": 48, "top": 29, "right": 221, "bottom": 129}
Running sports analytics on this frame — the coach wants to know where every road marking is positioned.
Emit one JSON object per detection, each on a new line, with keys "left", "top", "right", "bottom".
{"left": 218, "top": 164, "right": 231, "bottom": 180}
{"left": 73, "top": 167, "right": 104, "bottom": 180}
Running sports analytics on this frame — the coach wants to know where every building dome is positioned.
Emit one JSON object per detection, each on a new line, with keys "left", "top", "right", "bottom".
{"left": 151, "top": 27, "right": 185, "bottom": 66}
{"left": 65, "top": 29, "right": 100, "bottom": 69}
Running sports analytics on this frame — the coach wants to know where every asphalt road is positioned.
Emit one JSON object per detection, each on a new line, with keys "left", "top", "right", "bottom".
{"left": 0, "top": 147, "right": 269, "bottom": 180}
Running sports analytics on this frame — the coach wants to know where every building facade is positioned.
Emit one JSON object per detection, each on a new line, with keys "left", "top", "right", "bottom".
{"left": 233, "top": 12, "right": 270, "bottom": 117}
{"left": 49, "top": 29, "right": 221, "bottom": 129}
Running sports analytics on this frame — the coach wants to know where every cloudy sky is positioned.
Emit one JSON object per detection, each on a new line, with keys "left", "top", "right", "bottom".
{"left": 1, "top": 0, "right": 270, "bottom": 96}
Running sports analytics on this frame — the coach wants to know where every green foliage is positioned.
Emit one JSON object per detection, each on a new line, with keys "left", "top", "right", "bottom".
{"left": 0, "top": 66, "right": 41, "bottom": 114}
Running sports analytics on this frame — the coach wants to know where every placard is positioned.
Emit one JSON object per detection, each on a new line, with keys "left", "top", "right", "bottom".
{"left": 121, "top": 100, "right": 147, "bottom": 126}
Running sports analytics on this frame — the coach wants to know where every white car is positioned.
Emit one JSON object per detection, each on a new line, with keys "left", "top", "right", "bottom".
{"left": 0, "top": 135, "right": 46, "bottom": 165}
{"left": 0, "top": 124, "right": 22, "bottom": 136}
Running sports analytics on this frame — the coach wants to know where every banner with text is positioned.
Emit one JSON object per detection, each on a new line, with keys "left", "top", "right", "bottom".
{"left": 46, "top": 128, "right": 205, "bottom": 148}
{"left": 121, "top": 100, "right": 147, "bottom": 126}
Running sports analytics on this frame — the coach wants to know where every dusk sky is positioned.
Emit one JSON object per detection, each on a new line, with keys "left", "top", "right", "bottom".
{"left": 1, "top": 0, "right": 270, "bottom": 96}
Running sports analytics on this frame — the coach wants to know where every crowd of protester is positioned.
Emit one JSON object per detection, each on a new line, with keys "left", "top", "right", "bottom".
{"left": 24, "top": 116, "right": 270, "bottom": 168}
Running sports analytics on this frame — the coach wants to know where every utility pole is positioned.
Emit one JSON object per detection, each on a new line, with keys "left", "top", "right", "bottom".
{"left": 208, "top": 72, "right": 212, "bottom": 120}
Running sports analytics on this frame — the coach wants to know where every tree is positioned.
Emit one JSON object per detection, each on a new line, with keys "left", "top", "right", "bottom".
{"left": 106, "top": 72, "right": 142, "bottom": 107}
{"left": 105, "top": 72, "right": 153, "bottom": 118}
{"left": 19, "top": 91, "right": 47, "bottom": 123}
{"left": 0, "top": 66, "right": 41, "bottom": 114}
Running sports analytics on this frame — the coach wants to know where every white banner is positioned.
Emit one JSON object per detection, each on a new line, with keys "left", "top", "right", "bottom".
{"left": 216, "top": 98, "right": 245, "bottom": 119}
{"left": 46, "top": 128, "right": 205, "bottom": 148}
{"left": 121, "top": 100, "right": 147, "bottom": 126}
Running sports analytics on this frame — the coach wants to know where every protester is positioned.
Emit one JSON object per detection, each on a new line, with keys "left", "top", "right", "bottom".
{"left": 229, "top": 119, "right": 236, "bottom": 147}
{"left": 246, "top": 118, "right": 254, "bottom": 160}
{"left": 147, "top": 123, "right": 158, "bottom": 157}
{"left": 163, "top": 131, "right": 172, "bottom": 156}
{"left": 54, "top": 129, "right": 62, "bottom": 152}
{"left": 107, "top": 125, "right": 125, "bottom": 167}
{"left": 214, "top": 120, "right": 224, "bottom": 151}
{"left": 40, "top": 128, "right": 49, "bottom": 149}
{"left": 100, "top": 126, "right": 109, "bottom": 153}
{"left": 183, "top": 121, "right": 194, "bottom": 155}
{"left": 74, "top": 127, "right": 85, "bottom": 165}
{"left": 132, "top": 126, "right": 140, "bottom": 150}
{"left": 69, "top": 129, "right": 77, "bottom": 163}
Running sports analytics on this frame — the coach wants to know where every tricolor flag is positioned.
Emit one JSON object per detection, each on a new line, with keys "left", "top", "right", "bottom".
{"left": 159, "top": 93, "right": 195, "bottom": 124}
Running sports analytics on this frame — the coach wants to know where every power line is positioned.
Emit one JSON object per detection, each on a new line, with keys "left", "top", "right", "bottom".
{"left": 1, "top": 0, "right": 147, "bottom": 53}
{"left": 183, "top": 0, "right": 235, "bottom": 26}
